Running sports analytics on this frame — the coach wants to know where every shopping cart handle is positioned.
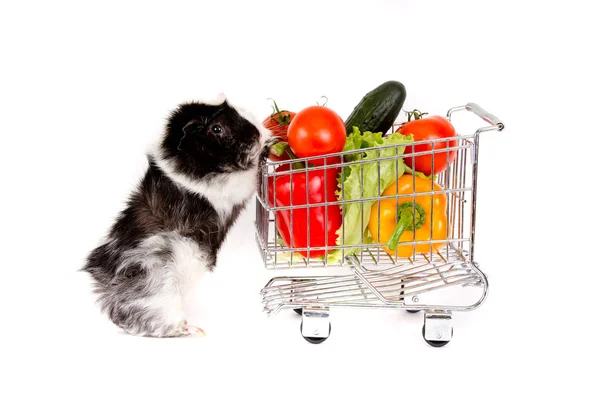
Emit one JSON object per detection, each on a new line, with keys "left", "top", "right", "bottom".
{"left": 447, "top": 103, "right": 504, "bottom": 132}
{"left": 465, "top": 103, "right": 504, "bottom": 130}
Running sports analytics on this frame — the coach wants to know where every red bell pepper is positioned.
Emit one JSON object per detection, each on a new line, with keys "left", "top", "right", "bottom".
{"left": 268, "top": 164, "right": 342, "bottom": 258}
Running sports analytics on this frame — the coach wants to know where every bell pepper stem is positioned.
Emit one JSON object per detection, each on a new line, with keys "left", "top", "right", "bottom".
{"left": 268, "top": 140, "right": 304, "bottom": 169}
{"left": 386, "top": 209, "right": 415, "bottom": 251}
{"left": 385, "top": 202, "right": 426, "bottom": 251}
{"left": 283, "top": 147, "right": 305, "bottom": 170}
{"left": 270, "top": 141, "right": 289, "bottom": 157}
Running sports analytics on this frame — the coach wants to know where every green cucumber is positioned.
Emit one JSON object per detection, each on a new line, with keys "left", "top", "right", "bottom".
{"left": 344, "top": 80, "right": 407, "bottom": 136}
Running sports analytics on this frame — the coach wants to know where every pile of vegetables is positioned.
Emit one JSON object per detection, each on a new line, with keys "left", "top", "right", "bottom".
{"left": 264, "top": 80, "right": 458, "bottom": 262}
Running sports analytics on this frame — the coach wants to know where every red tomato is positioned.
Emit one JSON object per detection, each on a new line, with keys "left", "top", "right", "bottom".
{"left": 287, "top": 105, "right": 346, "bottom": 166}
{"left": 397, "top": 116, "right": 458, "bottom": 175}
{"left": 262, "top": 100, "right": 296, "bottom": 162}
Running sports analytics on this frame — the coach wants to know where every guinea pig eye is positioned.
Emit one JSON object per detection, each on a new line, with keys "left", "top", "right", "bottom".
{"left": 211, "top": 125, "right": 223, "bottom": 134}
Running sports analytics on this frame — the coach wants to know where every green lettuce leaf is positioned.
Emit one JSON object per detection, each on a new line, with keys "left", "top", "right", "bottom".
{"left": 326, "top": 127, "right": 415, "bottom": 264}
{"left": 404, "top": 164, "right": 431, "bottom": 180}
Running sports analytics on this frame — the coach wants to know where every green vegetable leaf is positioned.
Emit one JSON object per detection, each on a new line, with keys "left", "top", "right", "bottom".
{"left": 403, "top": 164, "right": 433, "bottom": 180}
{"left": 326, "top": 127, "right": 415, "bottom": 264}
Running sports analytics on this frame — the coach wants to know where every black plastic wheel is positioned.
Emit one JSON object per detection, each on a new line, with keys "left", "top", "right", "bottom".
{"left": 422, "top": 325, "right": 452, "bottom": 347}
{"left": 406, "top": 309, "right": 420, "bottom": 313}
{"left": 300, "top": 322, "right": 331, "bottom": 344}
{"left": 293, "top": 308, "right": 303, "bottom": 315}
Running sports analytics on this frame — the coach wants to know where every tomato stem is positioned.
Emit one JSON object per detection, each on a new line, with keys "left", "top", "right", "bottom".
{"left": 267, "top": 98, "right": 292, "bottom": 125}
{"left": 404, "top": 109, "right": 429, "bottom": 122}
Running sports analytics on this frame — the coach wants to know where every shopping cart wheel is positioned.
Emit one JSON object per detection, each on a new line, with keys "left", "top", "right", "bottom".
{"left": 301, "top": 322, "right": 331, "bottom": 344}
{"left": 422, "top": 325, "right": 452, "bottom": 347}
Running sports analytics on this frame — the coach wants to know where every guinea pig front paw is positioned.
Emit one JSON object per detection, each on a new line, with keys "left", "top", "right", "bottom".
{"left": 258, "top": 137, "right": 279, "bottom": 161}
{"left": 263, "top": 136, "right": 279, "bottom": 150}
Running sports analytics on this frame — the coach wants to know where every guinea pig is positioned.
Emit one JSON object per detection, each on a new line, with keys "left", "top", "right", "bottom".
{"left": 82, "top": 94, "right": 273, "bottom": 337}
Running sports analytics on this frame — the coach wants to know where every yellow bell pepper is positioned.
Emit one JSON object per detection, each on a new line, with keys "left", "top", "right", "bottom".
{"left": 368, "top": 175, "right": 448, "bottom": 258}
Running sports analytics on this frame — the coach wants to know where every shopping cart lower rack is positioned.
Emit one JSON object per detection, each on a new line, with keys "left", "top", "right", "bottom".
{"left": 255, "top": 103, "right": 504, "bottom": 346}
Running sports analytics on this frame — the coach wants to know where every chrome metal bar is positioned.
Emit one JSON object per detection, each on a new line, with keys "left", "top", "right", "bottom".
{"left": 265, "top": 144, "right": 474, "bottom": 178}
{"left": 262, "top": 261, "right": 471, "bottom": 302}
{"left": 465, "top": 103, "right": 504, "bottom": 130}
{"left": 264, "top": 136, "right": 476, "bottom": 168}
{"left": 259, "top": 187, "right": 473, "bottom": 212}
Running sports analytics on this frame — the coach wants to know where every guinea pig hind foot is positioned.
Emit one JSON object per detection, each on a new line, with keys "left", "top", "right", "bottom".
{"left": 183, "top": 321, "right": 206, "bottom": 337}
{"left": 167, "top": 321, "right": 206, "bottom": 337}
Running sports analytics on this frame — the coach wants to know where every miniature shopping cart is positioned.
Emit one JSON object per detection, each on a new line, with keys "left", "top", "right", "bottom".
{"left": 255, "top": 103, "right": 504, "bottom": 346}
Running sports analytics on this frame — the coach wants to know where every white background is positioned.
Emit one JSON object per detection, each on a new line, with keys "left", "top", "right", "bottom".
{"left": 1, "top": 0, "right": 597, "bottom": 399}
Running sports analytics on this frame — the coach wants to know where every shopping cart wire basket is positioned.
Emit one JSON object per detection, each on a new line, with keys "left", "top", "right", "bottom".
{"left": 254, "top": 103, "right": 504, "bottom": 346}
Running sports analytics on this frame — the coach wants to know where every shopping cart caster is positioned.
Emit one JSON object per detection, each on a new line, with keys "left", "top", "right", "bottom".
{"left": 300, "top": 307, "right": 330, "bottom": 344}
{"left": 423, "top": 310, "right": 453, "bottom": 347}
{"left": 301, "top": 322, "right": 331, "bottom": 344}
{"left": 422, "top": 326, "right": 453, "bottom": 347}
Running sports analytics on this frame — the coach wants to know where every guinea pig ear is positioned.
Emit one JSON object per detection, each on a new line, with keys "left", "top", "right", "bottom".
{"left": 178, "top": 119, "right": 201, "bottom": 151}
{"left": 182, "top": 119, "right": 201, "bottom": 135}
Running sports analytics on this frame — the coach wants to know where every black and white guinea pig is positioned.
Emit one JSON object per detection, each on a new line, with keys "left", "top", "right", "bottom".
{"left": 82, "top": 94, "right": 273, "bottom": 337}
